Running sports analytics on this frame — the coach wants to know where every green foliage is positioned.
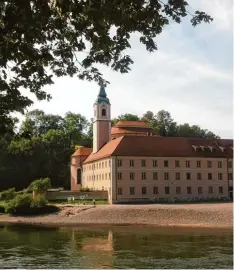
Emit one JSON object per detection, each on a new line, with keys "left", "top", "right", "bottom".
{"left": 5, "top": 194, "right": 33, "bottom": 214}
{"left": 30, "top": 195, "right": 48, "bottom": 208}
{"left": 0, "top": 1, "right": 212, "bottom": 130}
{"left": 0, "top": 188, "right": 16, "bottom": 201}
{"left": 28, "top": 178, "right": 51, "bottom": 194}
{"left": 4, "top": 193, "right": 55, "bottom": 215}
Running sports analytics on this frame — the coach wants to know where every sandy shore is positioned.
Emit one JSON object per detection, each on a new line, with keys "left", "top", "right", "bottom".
{"left": 0, "top": 203, "right": 233, "bottom": 228}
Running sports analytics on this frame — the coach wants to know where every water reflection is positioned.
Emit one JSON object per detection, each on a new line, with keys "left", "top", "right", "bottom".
{"left": 0, "top": 225, "right": 232, "bottom": 269}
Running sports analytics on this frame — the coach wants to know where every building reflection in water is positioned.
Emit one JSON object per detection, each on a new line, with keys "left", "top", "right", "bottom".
{"left": 67, "top": 228, "right": 114, "bottom": 268}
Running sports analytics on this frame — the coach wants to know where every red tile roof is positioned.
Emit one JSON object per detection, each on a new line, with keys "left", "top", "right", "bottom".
{"left": 72, "top": 147, "right": 93, "bottom": 157}
{"left": 83, "top": 136, "right": 233, "bottom": 163}
{"left": 83, "top": 136, "right": 124, "bottom": 163}
{"left": 111, "top": 127, "right": 156, "bottom": 135}
{"left": 115, "top": 121, "right": 150, "bottom": 128}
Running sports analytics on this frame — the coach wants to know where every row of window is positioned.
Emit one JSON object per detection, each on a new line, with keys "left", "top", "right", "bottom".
{"left": 84, "top": 173, "right": 111, "bottom": 181}
{"left": 83, "top": 159, "right": 233, "bottom": 171}
{"left": 117, "top": 172, "right": 233, "bottom": 181}
{"left": 84, "top": 160, "right": 111, "bottom": 171}
{"left": 117, "top": 159, "right": 233, "bottom": 168}
{"left": 117, "top": 186, "right": 225, "bottom": 195}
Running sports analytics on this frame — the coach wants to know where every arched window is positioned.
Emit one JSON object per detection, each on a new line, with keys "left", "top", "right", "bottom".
{"left": 77, "top": 168, "right": 82, "bottom": 184}
{"left": 102, "top": 108, "right": 106, "bottom": 116}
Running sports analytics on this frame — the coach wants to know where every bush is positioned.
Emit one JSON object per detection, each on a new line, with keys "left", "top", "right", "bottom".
{"left": 30, "top": 195, "right": 48, "bottom": 208}
{"left": 0, "top": 188, "right": 17, "bottom": 201}
{"left": 28, "top": 178, "right": 51, "bottom": 193}
{"left": 5, "top": 193, "right": 32, "bottom": 214}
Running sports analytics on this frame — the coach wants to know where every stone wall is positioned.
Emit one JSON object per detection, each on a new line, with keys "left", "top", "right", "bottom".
{"left": 46, "top": 190, "right": 108, "bottom": 201}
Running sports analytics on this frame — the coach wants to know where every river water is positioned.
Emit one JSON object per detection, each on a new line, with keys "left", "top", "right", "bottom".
{"left": 0, "top": 225, "right": 232, "bottom": 269}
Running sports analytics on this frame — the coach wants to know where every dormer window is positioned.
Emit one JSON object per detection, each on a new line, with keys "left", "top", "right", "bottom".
{"left": 208, "top": 146, "right": 214, "bottom": 152}
{"left": 102, "top": 108, "right": 106, "bottom": 116}
{"left": 200, "top": 146, "right": 205, "bottom": 151}
{"left": 219, "top": 146, "right": 225, "bottom": 152}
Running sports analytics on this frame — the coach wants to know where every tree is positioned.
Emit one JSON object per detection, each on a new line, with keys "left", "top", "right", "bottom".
{"left": 112, "top": 113, "right": 140, "bottom": 126}
{"left": 155, "top": 110, "right": 178, "bottom": 136}
{"left": 0, "top": 1, "right": 213, "bottom": 131}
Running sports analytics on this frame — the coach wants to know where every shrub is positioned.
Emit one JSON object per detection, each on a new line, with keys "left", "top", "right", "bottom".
{"left": 0, "top": 188, "right": 17, "bottom": 201}
{"left": 28, "top": 178, "right": 51, "bottom": 194}
{"left": 30, "top": 195, "right": 48, "bottom": 208}
{"left": 5, "top": 193, "right": 32, "bottom": 214}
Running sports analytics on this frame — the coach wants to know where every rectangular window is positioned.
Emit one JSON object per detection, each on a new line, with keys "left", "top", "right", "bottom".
{"left": 102, "top": 162, "right": 104, "bottom": 168}
{"left": 117, "top": 187, "right": 122, "bottom": 195}
{"left": 219, "top": 187, "right": 223, "bottom": 194}
{"left": 207, "top": 161, "right": 212, "bottom": 168}
{"left": 105, "top": 173, "right": 107, "bottom": 180}
{"left": 109, "top": 160, "right": 111, "bottom": 167}
{"left": 208, "top": 186, "right": 213, "bottom": 194}
{"left": 175, "top": 160, "right": 180, "bottom": 168}
{"left": 176, "top": 186, "right": 181, "bottom": 194}
{"left": 186, "top": 173, "right": 191, "bottom": 180}
{"left": 197, "top": 160, "right": 201, "bottom": 168}
{"left": 117, "top": 172, "right": 122, "bottom": 180}
{"left": 164, "top": 172, "right": 169, "bottom": 180}
{"left": 175, "top": 172, "right": 180, "bottom": 180}
{"left": 129, "top": 160, "right": 134, "bottom": 167}
{"left": 187, "top": 186, "right": 192, "bottom": 194}
{"left": 228, "top": 161, "right": 232, "bottom": 168}
{"left": 153, "top": 172, "right": 158, "bottom": 180}
{"left": 228, "top": 173, "right": 233, "bottom": 180}
{"left": 141, "top": 160, "right": 146, "bottom": 167}
{"left": 164, "top": 160, "right": 169, "bottom": 167}
{"left": 186, "top": 161, "right": 190, "bottom": 168}
{"left": 109, "top": 173, "right": 111, "bottom": 180}
{"left": 165, "top": 186, "right": 170, "bottom": 194}
{"left": 141, "top": 172, "right": 146, "bottom": 180}
{"left": 130, "top": 187, "right": 135, "bottom": 195}
{"left": 76, "top": 168, "right": 82, "bottom": 184}
{"left": 153, "top": 160, "right": 158, "bottom": 167}
{"left": 208, "top": 173, "right": 212, "bottom": 180}
{"left": 198, "top": 187, "right": 202, "bottom": 194}
{"left": 218, "top": 161, "right": 222, "bottom": 168}
{"left": 130, "top": 172, "right": 135, "bottom": 180}
{"left": 142, "top": 187, "right": 147, "bottom": 195}
{"left": 117, "top": 159, "right": 122, "bottom": 167}
{"left": 218, "top": 173, "right": 223, "bottom": 180}
{"left": 197, "top": 172, "right": 202, "bottom": 180}
{"left": 153, "top": 186, "right": 158, "bottom": 194}
{"left": 105, "top": 161, "right": 107, "bottom": 168}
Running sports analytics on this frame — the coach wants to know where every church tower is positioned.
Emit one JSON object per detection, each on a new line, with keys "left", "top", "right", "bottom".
{"left": 93, "top": 85, "right": 111, "bottom": 153}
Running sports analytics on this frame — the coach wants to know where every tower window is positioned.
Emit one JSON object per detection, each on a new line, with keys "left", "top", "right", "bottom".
{"left": 102, "top": 108, "right": 106, "bottom": 116}
{"left": 76, "top": 168, "right": 82, "bottom": 184}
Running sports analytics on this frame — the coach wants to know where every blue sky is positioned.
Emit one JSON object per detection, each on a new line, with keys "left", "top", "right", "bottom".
{"left": 22, "top": 0, "right": 233, "bottom": 138}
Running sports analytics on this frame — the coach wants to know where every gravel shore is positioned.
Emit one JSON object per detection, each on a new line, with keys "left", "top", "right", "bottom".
{"left": 0, "top": 203, "right": 232, "bottom": 228}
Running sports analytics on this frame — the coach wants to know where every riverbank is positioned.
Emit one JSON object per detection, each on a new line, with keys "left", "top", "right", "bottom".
{"left": 0, "top": 203, "right": 232, "bottom": 228}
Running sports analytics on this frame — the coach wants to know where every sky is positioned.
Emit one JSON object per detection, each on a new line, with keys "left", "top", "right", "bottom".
{"left": 22, "top": 0, "right": 233, "bottom": 138}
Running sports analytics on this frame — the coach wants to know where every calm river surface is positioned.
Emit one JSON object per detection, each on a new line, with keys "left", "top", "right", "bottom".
{"left": 0, "top": 225, "right": 232, "bottom": 269}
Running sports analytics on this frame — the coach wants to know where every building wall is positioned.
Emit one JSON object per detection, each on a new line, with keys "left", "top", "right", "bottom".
{"left": 113, "top": 156, "right": 231, "bottom": 202}
{"left": 82, "top": 158, "right": 112, "bottom": 196}
{"left": 71, "top": 155, "right": 89, "bottom": 191}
